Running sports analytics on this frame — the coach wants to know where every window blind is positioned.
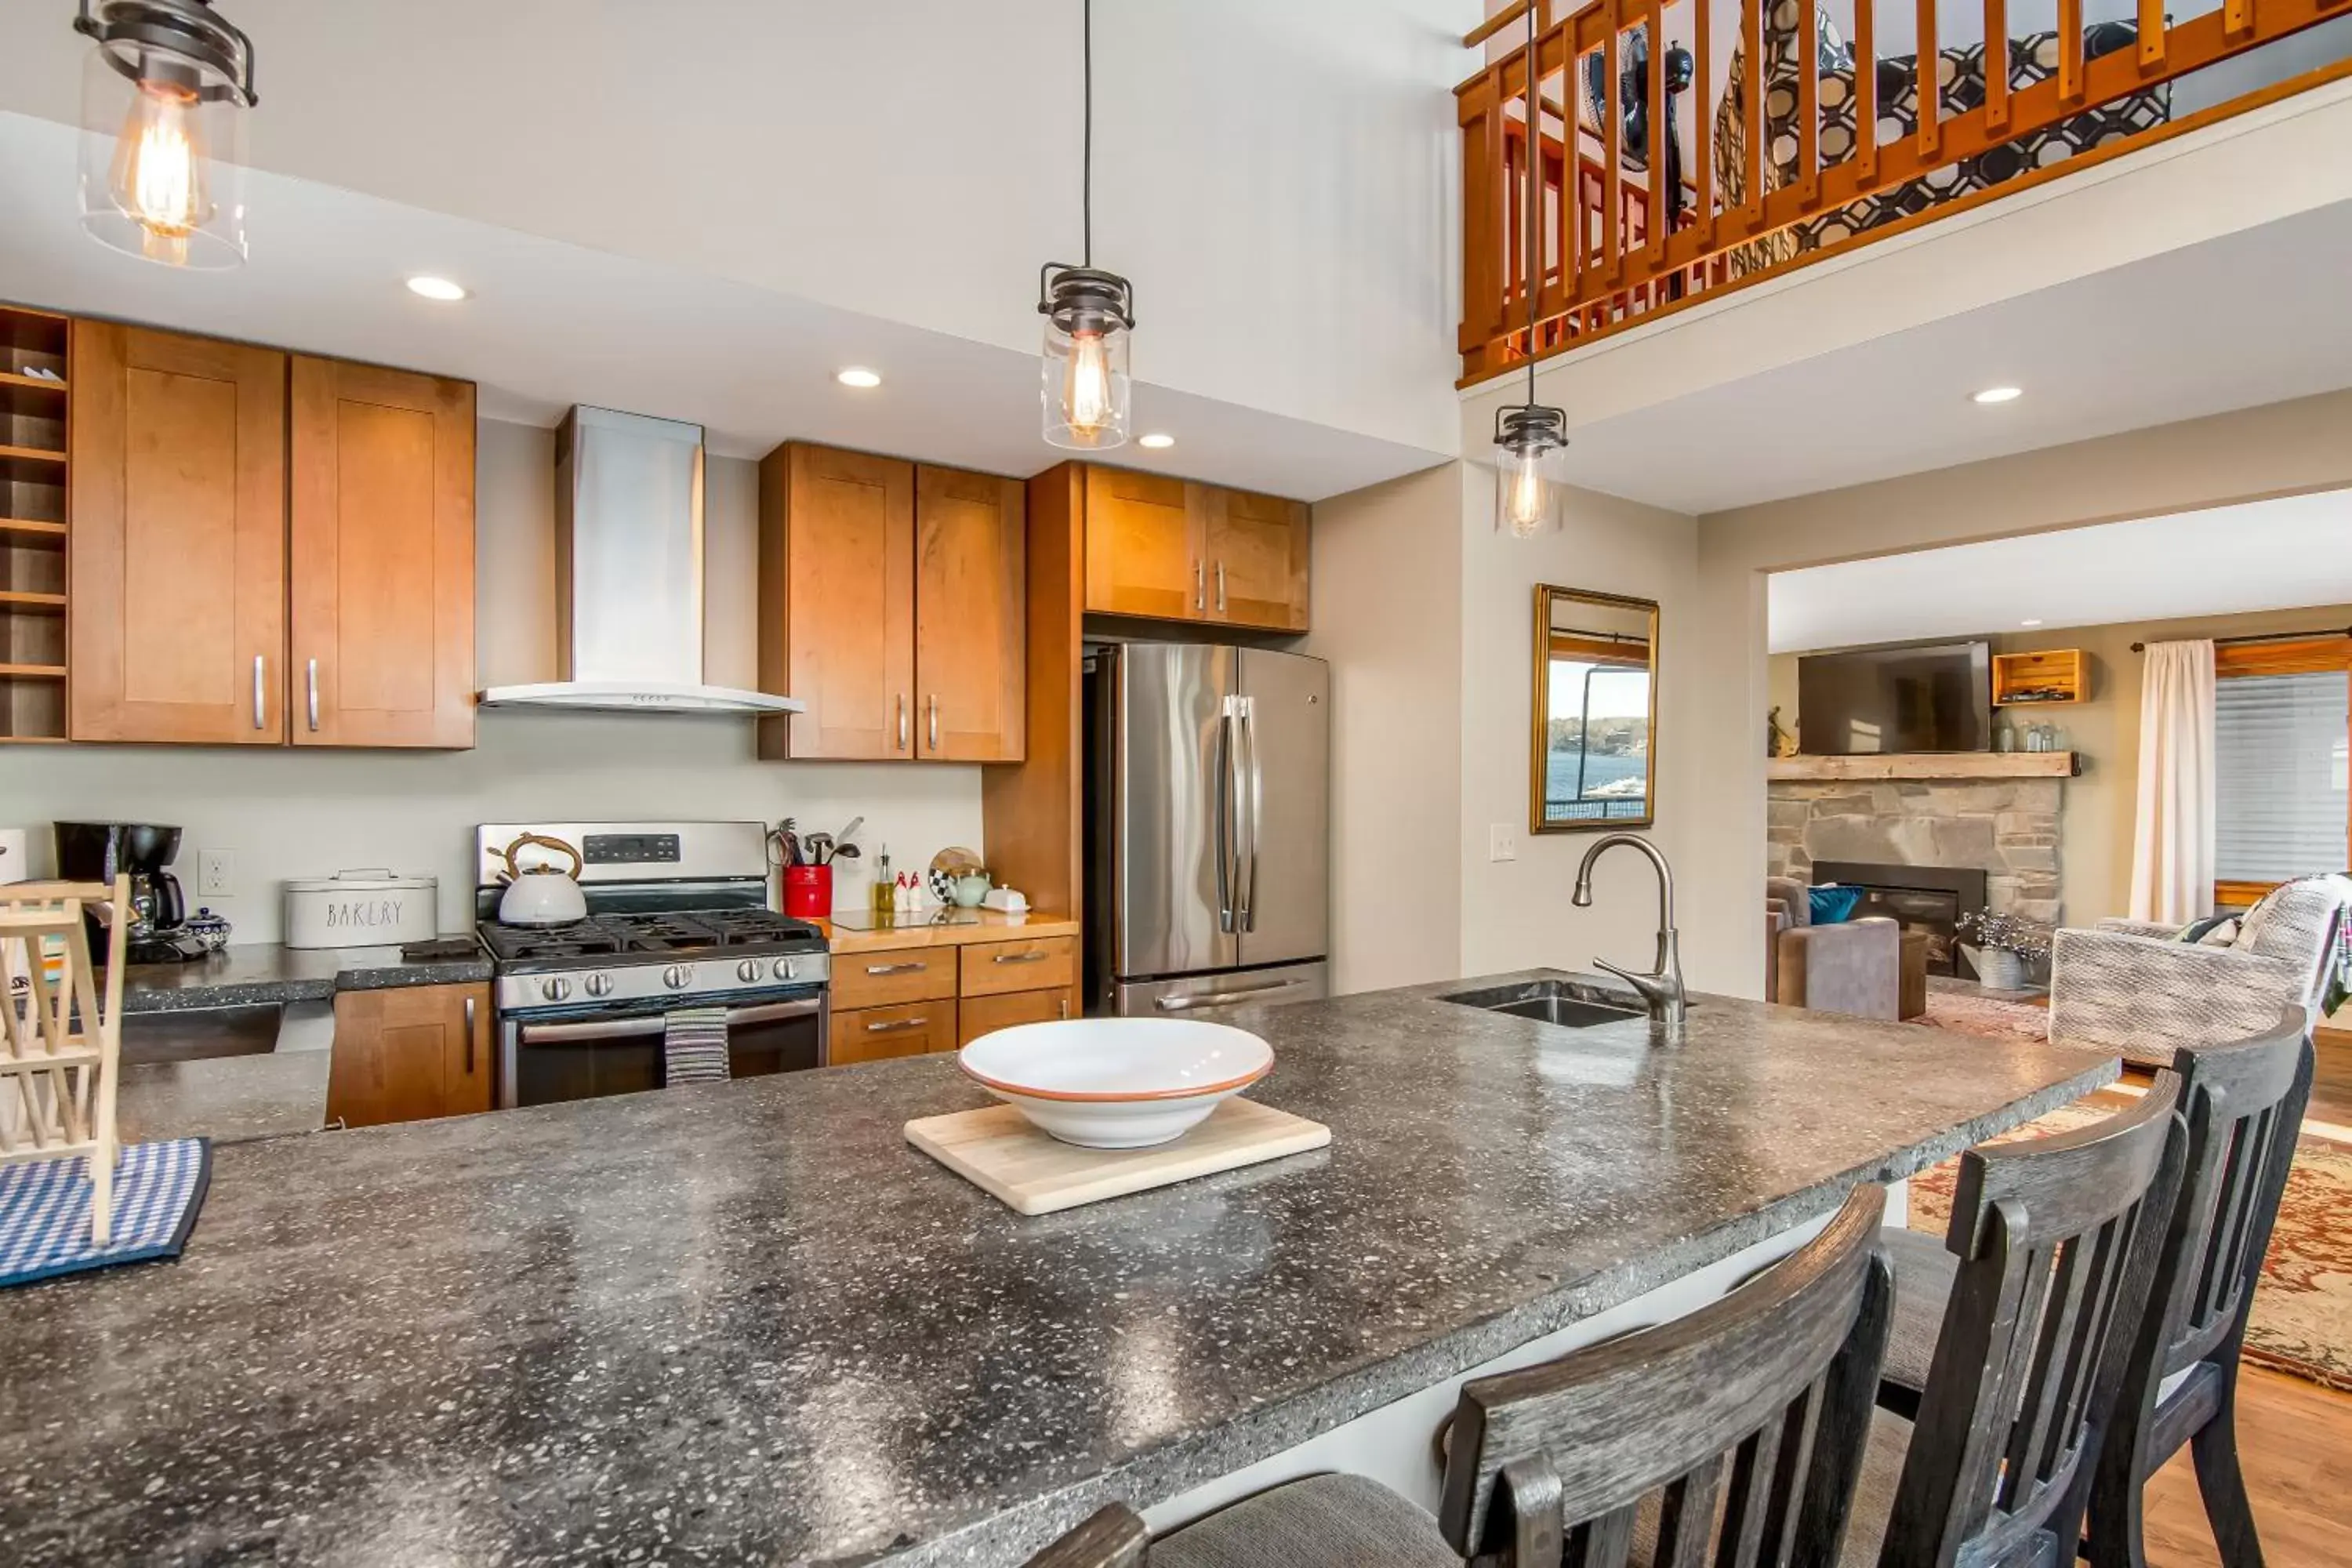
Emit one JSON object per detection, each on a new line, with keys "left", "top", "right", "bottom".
{"left": 2215, "top": 670, "right": 2350, "bottom": 882}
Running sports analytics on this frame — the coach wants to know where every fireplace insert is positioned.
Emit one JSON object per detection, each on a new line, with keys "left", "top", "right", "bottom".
{"left": 1809, "top": 861, "right": 1991, "bottom": 980}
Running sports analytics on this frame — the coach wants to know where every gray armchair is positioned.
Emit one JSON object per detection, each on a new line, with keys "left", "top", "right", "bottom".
{"left": 1766, "top": 876, "right": 1929, "bottom": 1021}
{"left": 2049, "top": 876, "right": 2350, "bottom": 1067}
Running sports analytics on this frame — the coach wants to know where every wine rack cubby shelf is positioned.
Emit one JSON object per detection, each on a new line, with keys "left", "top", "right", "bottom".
{"left": 0, "top": 304, "right": 68, "bottom": 743}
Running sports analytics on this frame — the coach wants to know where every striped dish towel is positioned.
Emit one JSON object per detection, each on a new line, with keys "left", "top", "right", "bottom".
{"left": 662, "top": 1007, "right": 731, "bottom": 1087}
{"left": 0, "top": 1138, "right": 212, "bottom": 1288}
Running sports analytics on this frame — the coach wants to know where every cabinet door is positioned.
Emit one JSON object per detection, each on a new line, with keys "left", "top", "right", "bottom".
{"left": 957, "top": 987, "right": 1072, "bottom": 1045}
{"left": 327, "top": 982, "right": 492, "bottom": 1127}
{"left": 69, "top": 323, "right": 287, "bottom": 743}
{"left": 1083, "top": 466, "right": 1200, "bottom": 620}
{"left": 960, "top": 935, "right": 1078, "bottom": 999}
{"left": 915, "top": 464, "right": 1025, "bottom": 761}
{"left": 289, "top": 357, "right": 476, "bottom": 748}
{"left": 829, "top": 944, "right": 958, "bottom": 1011}
{"left": 760, "top": 445, "right": 914, "bottom": 760}
{"left": 829, "top": 1000, "right": 958, "bottom": 1064}
{"left": 1203, "top": 488, "right": 1310, "bottom": 631}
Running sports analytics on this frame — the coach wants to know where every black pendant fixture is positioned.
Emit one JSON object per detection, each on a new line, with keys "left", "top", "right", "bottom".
{"left": 1038, "top": 0, "right": 1135, "bottom": 450}
{"left": 1494, "top": 0, "right": 1567, "bottom": 536}
{"left": 73, "top": 0, "right": 260, "bottom": 269}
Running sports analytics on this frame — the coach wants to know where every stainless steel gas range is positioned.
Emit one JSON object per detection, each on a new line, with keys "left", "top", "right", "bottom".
{"left": 474, "top": 821, "right": 831, "bottom": 1108}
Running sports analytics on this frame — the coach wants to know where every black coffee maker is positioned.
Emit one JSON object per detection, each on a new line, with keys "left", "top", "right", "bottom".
{"left": 53, "top": 822, "right": 207, "bottom": 964}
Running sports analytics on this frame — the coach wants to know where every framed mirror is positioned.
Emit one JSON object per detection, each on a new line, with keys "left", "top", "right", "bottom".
{"left": 1532, "top": 585, "right": 1658, "bottom": 833}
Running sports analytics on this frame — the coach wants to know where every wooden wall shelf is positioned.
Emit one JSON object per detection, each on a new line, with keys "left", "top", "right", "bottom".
{"left": 2, "top": 301, "right": 71, "bottom": 742}
{"left": 1769, "top": 752, "right": 2078, "bottom": 782}
{"left": 1993, "top": 648, "right": 2086, "bottom": 706}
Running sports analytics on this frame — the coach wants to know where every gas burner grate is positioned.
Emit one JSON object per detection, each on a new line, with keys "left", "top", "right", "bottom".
{"left": 479, "top": 909, "right": 824, "bottom": 965}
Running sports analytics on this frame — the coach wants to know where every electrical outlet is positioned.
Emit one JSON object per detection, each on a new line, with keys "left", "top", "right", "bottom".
{"left": 1488, "top": 823, "right": 1519, "bottom": 863}
{"left": 198, "top": 848, "right": 235, "bottom": 898}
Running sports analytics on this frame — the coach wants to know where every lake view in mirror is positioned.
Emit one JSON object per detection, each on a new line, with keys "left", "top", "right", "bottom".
{"left": 1534, "top": 586, "right": 1658, "bottom": 833}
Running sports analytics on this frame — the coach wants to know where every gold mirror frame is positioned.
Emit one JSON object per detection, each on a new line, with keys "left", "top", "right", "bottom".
{"left": 1530, "top": 585, "right": 1660, "bottom": 835}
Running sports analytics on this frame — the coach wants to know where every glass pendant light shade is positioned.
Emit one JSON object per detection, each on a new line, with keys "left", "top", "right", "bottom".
{"left": 1494, "top": 403, "right": 1568, "bottom": 536}
{"left": 1039, "top": 264, "right": 1134, "bottom": 451}
{"left": 74, "top": 0, "right": 257, "bottom": 270}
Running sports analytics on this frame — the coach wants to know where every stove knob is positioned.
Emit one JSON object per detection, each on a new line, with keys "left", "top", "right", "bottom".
{"left": 736, "top": 958, "right": 762, "bottom": 983}
{"left": 662, "top": 964, "right": 691, "bottom": 991}
{"left": 771, "top": 957, "right": 798, "bottom": 982}
{"left": 583, "top": 972, "right": 612, "bottom": 999}
{"left": 541, "top": 977, "right": 572, "bottom": 1003}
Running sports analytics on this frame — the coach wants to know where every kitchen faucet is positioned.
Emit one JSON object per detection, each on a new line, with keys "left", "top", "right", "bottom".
{"left": 1570, "top": 832, "right": 1687, "bottom": 1036}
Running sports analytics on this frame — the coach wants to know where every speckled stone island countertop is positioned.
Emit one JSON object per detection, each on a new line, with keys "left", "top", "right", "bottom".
{"left": 0, "top": 969, "right": 2116, "bottom": 1566}
{"left": 114, "top": 940, "right": 494, "bottom": 1014}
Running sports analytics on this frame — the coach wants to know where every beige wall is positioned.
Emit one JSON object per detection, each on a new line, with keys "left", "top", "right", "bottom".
{"left": 0, "top": 419, "right": 984, "bottom": 942}
{"left": 1770, "top": 601, "right": 2352, "bottom": 924}
{"left": 1683, "top": 387, "right": 2352, "bottom": 997}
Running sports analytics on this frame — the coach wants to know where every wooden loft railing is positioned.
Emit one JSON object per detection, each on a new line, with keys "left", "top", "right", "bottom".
{"left": 1457, "top": 0, "right": 2352, "bottom": 382}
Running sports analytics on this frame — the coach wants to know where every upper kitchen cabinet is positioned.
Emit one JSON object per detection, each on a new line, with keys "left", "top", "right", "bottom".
{"left": 757, "top": 444, "right": 1025, "bottom": 764}
{"left": 289, "top": 357, "right": 477, "bottom": 749}
{"left": 914, "top": 464, "right": 1025, "bottom": 761}
{"left": 1080, "top": 465, "right": 1310, "bottom": 633}
{"left": 70, "top": 322, "right": 289, "bottom": 745}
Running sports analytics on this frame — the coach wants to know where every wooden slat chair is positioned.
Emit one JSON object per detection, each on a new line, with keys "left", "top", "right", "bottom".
{"left": 0, "top": 877, "right": 132, "bottom": 1244}
{"left": 1849, "top": 1073, "right": 2186, "bottom": 1568}
{"left": 1021, "top": 1185, "right": 1896, "bottom": 1568}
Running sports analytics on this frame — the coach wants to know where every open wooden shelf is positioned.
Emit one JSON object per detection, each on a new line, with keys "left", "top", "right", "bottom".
{"left": 0, "top": 590, "right": 66, "bottom": 612}
{"left": 0, "top": 308, "right": 67, "bottom": 358}
{"left": 0, "top": 371, "right": 67, "bottom": 419}
{"left": 0, "top": 663, "right": 67, "bottom": 679}
{"left": 0, "top": 444, "right": 67, "bottom": 483}
{"left": 0, "top": 518, "right": 67, "bottom": 542}
{"left": 1769, "top": 751, "right": 2078, "bottom": 782}
{"left": 1993, "top": 648, "right": 2087, "bottom": 706}
{"left": 2, "top": 303, "right": 71, "bottom": 744}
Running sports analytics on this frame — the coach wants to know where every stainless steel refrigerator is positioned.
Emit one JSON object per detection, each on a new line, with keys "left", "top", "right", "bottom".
{"left": 1083, "top": 644, "right": 1330, "bottom": 1016}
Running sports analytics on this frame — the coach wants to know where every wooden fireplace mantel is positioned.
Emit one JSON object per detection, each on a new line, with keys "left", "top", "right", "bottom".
{"left": 1767, "top": 752, "right": 2079, "bottom": 782}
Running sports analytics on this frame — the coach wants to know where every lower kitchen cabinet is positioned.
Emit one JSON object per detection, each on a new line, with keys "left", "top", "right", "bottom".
{"left": 327, "top": 982, "right": 492, "bottom": 1128}
{"left": 957, "top": 987, "right": 1071, "bottom": 1044}
{"left": 830, "top": 1000, "right": 959, "bottom": 1064}
{"left": 959, "top": 935, "right": 1076, "bottom": 998}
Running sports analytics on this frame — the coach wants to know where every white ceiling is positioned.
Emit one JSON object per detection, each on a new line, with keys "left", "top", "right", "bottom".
{"left": 0, "top": 113, "right": 1444, "bottom": 499}
{"left": 1768, "top": 488, "right": 2352, "bottom": 652}
{"left": 1550, "top": 194, "right": 2352, "bottom": 516}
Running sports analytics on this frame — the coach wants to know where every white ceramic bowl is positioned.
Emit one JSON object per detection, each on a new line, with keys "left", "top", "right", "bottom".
{"left": 959, "top": 1018, "right": 1274, "bottom": 1149}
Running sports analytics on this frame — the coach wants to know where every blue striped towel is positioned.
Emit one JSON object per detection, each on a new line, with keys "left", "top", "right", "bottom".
{"left": 0, "top": 1138, "right": 211, "bottom": 1288}
{"left": 662, "top": 1007, "right": 731, "bottom": 1087}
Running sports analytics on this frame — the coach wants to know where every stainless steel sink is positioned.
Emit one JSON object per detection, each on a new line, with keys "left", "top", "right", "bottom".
{"left": 1438, "top": 978, "right": 1646, "bottom": 1029}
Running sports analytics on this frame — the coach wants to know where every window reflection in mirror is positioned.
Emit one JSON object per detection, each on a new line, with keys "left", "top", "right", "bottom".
{"left": 1533, "top": 586, "right": 1658, "bottom": 833}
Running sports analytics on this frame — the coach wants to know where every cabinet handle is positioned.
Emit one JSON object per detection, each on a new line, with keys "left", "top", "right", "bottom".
{"left": 1215, "top": 561, "right": 1227, "bottom": 613}
{"left": 1194, "top": 560, "right": 1205, "bottom": 612}
{"left": 463, "top": 996, "right": 477, "bottom": 1073}
{"left": 927, "top": 695, "right": 939, "bottom": 752}
{"left": 992, "top": 950, "right": 1051, "bottom": 964}
{"left": 306, "top": 658, "right": 320, "bottom": 732}
{"left": 897, "top": 694, "right": 909, "bottom": 752}
{"left": 866, "top": 1016, "right": 928, "bottom": 1033}
{"left": 1058, "top": 996, "right": 1070, "bottom": 1019}
{"left": 866, "top": 960, "right": 927, "bottom": 975}
{"left": 252, "top": 655, "right": 266, "bottom": 730}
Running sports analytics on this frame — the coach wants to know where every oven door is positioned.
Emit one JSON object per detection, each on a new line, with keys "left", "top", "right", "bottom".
{"left": 499, "top": 986, "right": 829, "bottom": 1109}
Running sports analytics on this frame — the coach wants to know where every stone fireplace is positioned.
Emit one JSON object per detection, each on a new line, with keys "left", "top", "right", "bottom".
{"left": 1767, "top": 777, "right": 2063, "bottom": 934}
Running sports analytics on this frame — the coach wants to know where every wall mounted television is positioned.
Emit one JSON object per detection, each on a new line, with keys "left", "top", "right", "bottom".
{"left": 1797, "top": 641, "right": 1992, "bottom": 755}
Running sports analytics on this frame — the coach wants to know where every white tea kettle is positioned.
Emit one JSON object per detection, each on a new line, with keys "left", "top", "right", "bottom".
{"left": 495, "top": 833, "right": 588, "bottom": 927}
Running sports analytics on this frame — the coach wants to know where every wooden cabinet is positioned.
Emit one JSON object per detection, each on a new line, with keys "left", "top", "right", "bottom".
{"left": 757, "top": 443, "right": 1024, "bottom": 763}
{"left": 327, "top": 982, "right": 492, "bottom": 1128}
{"left": 290, "top": 357, "right": 476, "bottom": 749}
{"left": 830, "top": 999, "right": 959, "bottom": 1064}
{"left": 830, "top": 945, "right": 958, "bottom": 1011}
{"left": 69, "top": 322, "right": 288, "bottom": 744}
{"left": 1080, "top": 466, "right": 1309, "bottom": 632}
{"left": 959, "top": 935, "right": 1076, "bottom": 999}
{"left": 957, "top": 986, "right": 1071, "bottom": 1044}
{"left": 828, "top": 928, "right": 1081, "bottom": 1062}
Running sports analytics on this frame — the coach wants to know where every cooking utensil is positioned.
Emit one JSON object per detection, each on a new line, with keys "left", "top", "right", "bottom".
{"left": 830, "top": 842, "right": 862, "bottom": 861}
{"left": 804, "top": 832, "right": 834, "bottom": 866}
{"left": 495, "top": 833, "right": 589, "bottom": 927}
{"left": 836, "top": 816, "right": 865, "bottom": 849}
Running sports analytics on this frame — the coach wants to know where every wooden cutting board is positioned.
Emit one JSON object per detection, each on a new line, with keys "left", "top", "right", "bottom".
{"left": 905, "top": 1098, "right": 1331, "bottom": 1215}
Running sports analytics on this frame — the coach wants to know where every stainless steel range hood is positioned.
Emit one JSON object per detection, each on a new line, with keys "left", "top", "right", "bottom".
{"left": 478, "top": 406, "right": 802, "bottom": 717}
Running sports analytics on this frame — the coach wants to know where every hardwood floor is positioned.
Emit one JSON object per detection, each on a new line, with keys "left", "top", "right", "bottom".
{"left": 2308, "top": 1028, "right": 2352, "bottom": 1126}
{"left": 2140, "top": 1365, "right": 2352, "bottom": 1566}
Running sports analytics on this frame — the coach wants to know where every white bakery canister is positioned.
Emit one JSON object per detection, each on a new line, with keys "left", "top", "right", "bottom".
{"left": 283, "top": 869, "right": 439, "bottom": 949}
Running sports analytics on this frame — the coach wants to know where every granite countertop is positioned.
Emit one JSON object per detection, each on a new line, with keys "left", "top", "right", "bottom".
{"left": 0, "top": 969, "right": 2116, "bottom": 1565}
{"left": 117, "top": 940, "right": 493, "bottom": 1014}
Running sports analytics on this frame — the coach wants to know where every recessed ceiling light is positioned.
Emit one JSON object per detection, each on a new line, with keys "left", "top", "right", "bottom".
{"left": 1971, "top": 385, "right": 2023, "bottom": 405}
{"left": 835, "top": 367, "right": 882, "bottom": 389}
{"left": 405, "top": 275, "right": 467, "bottom": 302}
{"left": 1138, "top": 433, "right": 1175, "bottom": 450}
{"left": 2020, "top": 619, "right": 2044, "bottom": 628}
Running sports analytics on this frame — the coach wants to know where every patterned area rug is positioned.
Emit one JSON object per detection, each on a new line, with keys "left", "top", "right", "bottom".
{"left": 1907, "top": 1101, "right": 2352, "bottom": 1392}
{"left": 1915, "top": 985, "right": 2050, "bottom": 1043}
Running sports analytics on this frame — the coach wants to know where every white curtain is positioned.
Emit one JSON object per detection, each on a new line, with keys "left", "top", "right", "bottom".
{"left": 2129, "top": 639, "right": 2218, "bottom": 924}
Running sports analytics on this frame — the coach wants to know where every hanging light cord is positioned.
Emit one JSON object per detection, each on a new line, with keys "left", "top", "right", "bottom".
{"left": 1524, "top": 0, "right": 1539, "bottom": 405}
{"left": 1083, "top": 0, "right": 1094, "bottom": 267}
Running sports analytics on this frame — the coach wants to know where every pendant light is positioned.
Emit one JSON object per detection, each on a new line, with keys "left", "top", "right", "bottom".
{"left": 72, "top": 0, "right": 258, "bottom": 270}
{"left": 1037, "top": 0, "right": 1134, "bottom": 451}
{"left": 1494, "top": 0, "right": 1567, "bottom": 537}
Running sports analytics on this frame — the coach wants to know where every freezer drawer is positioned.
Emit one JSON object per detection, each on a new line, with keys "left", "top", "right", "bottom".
{"left": 1112, "top": 961, "right": 1328, "bottom": 1019}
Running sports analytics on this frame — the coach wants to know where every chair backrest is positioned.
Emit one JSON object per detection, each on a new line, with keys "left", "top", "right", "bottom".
{"left": 2233, "top": 876, "right": 2350, "bottom": 973}
{"left": 1437, "top": 1185, "right": 1893, "bottom": 1568}
{"left": 1886, "top": 1073, "right": 2185, "bottom": 1568}
{"left": 1022, "top": 1504, "right": 1149, "bottom": 1568}
{"left": 2139, "top": 1007, "right": 2314, "bottom": 1385}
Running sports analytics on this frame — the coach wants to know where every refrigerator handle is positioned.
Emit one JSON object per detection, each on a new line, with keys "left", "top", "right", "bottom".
{"left": 1240, "top": 697, "right": 1262, "bottom": 933}
{"left": 1214, "top": 705, "right": 1236, "bottom": 934}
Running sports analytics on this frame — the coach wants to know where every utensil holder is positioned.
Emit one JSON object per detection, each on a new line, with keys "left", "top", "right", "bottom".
{"left": 782, "top": 865, "right": 833, "bottom": 920}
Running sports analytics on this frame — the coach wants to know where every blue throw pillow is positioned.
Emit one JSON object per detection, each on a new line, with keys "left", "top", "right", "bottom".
{"left": 1809, "top": 884, "right": 1863, "bottom": 924}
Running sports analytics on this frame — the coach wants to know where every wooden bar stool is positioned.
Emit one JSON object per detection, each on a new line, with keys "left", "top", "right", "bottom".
{"left": 0, "top": 877, "right": 132, "bottom": 1244}
{"left": 1850, "top": 1072, "right": 2187, "bottom": 1566}
{"left": 1023, "top": 1184, "right": 1896, "bottom": 1567}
